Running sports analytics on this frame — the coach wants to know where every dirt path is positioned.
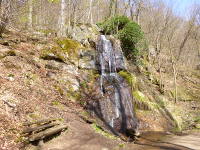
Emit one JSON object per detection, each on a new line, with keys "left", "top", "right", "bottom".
{"left": 26, "top": 122, "right": 200, "bottom": 150}
{"left": 125, "top": 131, "right": 200, "bottom": 150}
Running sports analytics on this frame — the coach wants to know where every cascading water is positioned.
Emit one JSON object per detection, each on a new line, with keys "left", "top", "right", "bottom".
{"left": 93, "top": 35, "right": 139, "bottom": 136}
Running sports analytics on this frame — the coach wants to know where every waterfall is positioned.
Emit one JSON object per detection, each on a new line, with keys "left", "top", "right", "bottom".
{"left": 98, "top": 35, "right": 120, "bottom": 127}
{"left": 94, "top": 35, "right": 138, "bottom": 136}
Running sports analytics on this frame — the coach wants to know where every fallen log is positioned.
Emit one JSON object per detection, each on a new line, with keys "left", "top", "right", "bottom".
{"left": 23, "top": 118, "right": 57, "bottom": 126}
{"left": 23, "top": 121, "right": 60, "bottom": 134}
{"left": 29, "top": 124, "right": 68, "bottom": 142}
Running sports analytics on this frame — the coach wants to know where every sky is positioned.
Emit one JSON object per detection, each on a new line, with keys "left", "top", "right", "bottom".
{"left": 163, "top": 0, "right": 200, "bottom": 17}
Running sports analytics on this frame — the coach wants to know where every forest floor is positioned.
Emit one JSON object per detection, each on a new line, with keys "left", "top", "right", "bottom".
{"left": 0, "top": 30, "right": 200, "bottom": 150}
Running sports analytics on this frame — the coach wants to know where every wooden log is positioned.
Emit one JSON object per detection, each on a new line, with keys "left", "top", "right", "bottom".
{"left": 23, "top": 118, "right": 57, "bottom": 126}
{"left": 29, "top": 124, "right": 68, "bottom": 142}
{"left": 23, "top": 122, "right": 60, "bottom": 134}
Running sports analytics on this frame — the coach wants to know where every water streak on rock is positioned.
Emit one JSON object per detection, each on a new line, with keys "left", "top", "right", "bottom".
{"left": 94, "top": 35, "right": 138, "bottom": 136}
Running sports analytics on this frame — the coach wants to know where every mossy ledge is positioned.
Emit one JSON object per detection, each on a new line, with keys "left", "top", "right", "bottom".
{"left": 118, "top": 70, "right": 137, "bottom": 88}
{"left": 133, "top": 90, "right": 159, "bottom": 111}
{"left": 40, "top": 38, "right": 82, "bottom": 63}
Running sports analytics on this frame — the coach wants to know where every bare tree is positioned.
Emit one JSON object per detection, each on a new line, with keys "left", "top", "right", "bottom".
{"left": 58, "top": 0, "right": 67, "bottom": 37}
{"left": 109, "top": 0, "right": 118, "bottom": 18}
{"left": 88, "top": 0, "right": 93, "bottom": 24}
{"left": 28, "top": 0, "right": 33, "bottom": 29}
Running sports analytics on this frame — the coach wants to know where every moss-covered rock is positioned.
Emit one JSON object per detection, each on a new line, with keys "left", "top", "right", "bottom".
{"left": 118, "top": 71, "right": 137, "bottom": 88}
{"left": 40, "top": 38, "right": 82, "bottom": 66}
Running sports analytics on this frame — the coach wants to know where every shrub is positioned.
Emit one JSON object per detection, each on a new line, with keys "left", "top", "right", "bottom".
{"left": 118, "top": 22, "right": 143, "bottom": 60}
{"left": 98, "top": 16, "right": 144, "bottom": 63}
{"left": 98, "top": 16, "right": 130, "bottom": 34}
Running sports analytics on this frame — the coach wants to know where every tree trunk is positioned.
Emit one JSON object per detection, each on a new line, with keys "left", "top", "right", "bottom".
{"left": 97, "top": 0, "right": 100, "bottom": 22}
{"left": 58, "top": 0, "right": 67, "bottom": 37}
{"left": 68, "top": 0, "right": 71, "bottom": 27}
{"left": 129, "top": 0, "right": 134, "bottom": 20}
{"left": 28, "top": 0, "right": 33, "bottom": 29}
{"left": 169, "top": 46, "right": 178, "bottom": 103}
{"left": 88, "top": 0, "right": 93, "bottom": 24}
{"left": 109, "top": 0, "right": 117, "bottom": 18}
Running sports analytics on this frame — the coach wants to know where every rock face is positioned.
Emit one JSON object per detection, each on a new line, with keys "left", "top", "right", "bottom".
{"left": 90, "top": 35, "right": 138, "bottom": 136}
{"left": 95, "top": 36, "right": 126, "bottom": 72}
{"left": 67, "top": 24, "right": 100, "bottom": 47}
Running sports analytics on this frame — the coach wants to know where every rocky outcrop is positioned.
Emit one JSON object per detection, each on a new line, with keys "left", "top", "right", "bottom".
{"left": 88, "top": 35, "right": 139, "bottom": 136}
{"left": 67, "top": 24, "right": 100, "bottom": 47}
{"left": 95, "top": 36, "right": 126, "bottom": 72}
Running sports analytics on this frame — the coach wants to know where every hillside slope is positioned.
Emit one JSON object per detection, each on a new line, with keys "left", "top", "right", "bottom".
{"left": 0, "top": 26, "right": 199, "bottom": 150}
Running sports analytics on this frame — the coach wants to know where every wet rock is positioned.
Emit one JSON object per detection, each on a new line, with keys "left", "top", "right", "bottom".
{"left": 89, "top": 35, "right": 138, "bottom": 136}
{"left": 110, "top": 36, "right": 127, "bottom": 71}
{"left": 96, "top": 35, "right": 126, "bottom": 73}
{"left": 90, "top": 74, "right": 138, "bottom": 135}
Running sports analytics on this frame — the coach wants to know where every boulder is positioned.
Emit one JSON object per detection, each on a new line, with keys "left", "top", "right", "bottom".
{"left": 79, "top": 49, "right": 96, "bottom": 70}
{"left": 66, "top": 24, "right": 100, "bottom": 47}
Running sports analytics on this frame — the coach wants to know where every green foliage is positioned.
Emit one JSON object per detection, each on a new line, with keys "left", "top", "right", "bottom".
{"left": 98, "top": 16, "right": 144, "bottom": 63}
{"left": 119, "top": 22, "right": 143, "bottom": 60}
{"left": 98, "top": 16, "right": 130, "bottom": 34}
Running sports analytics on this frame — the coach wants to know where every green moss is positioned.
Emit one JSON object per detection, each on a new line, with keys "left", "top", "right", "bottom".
{"left": 118, "top": 71, "right": 137, "bottom": 88}
{"left": 54, "top": 85, "right": 64, "bottom": 96}
{"left": 8, "top": 74, "right": 14, "bottom": 77}
{"left": 66, "top": 85, "right": 81, "bottom": 102}
{"left": 40, "top": 47, "right": 66, "bottom": 62}
{"left": 81, "top": 111, "right": 90, "bottom": 118}
{"left": 40, "top": 38, "right": 82, "bottom": 64}
{"left": 52, "top": 101, "right": 61, "bottom": 106}
{"left": 7, "top": 50, "right": 16, "bottom": 56}
{"left": 28, "top": 113, "right": 41, "bottom": 119}
{"left": 133, "top": 90, "right": 159, "bottom": 111}
{"left": 118, "top": 143, "right": 125, "bottom": 148}
{"left": 194, "top": 116, "right": 200, "bottom": 123}
{"left": 24, "top": 73, "right": 37, "bottom": 80}
{"left": 91, "top": 123, "right": 117, "bottom": 139}
{"left": 56, "top": 38, "right": 81, "bottom": 55}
